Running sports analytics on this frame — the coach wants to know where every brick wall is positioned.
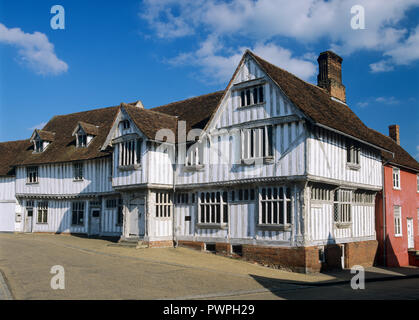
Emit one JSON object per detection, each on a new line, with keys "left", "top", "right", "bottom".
{"left": 178, "top": 240, "right": 204, "bottom": 251}
{"left": 147, "top": 240, "right": 174, "bottom": 248}
{"left": 344, "top": 240, "right": 378, "bottom": 268}
{"left": 242, "top": 245, "right": 308, "bottom": 273}
{"left": 177, "top": 240, "right": 378, "bottom": 273}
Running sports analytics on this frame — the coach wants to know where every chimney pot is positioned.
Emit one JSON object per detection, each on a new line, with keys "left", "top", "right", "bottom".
{"left": 317, "top": 51, "right": 346, "bottom": 103}
{"left": 389, "top": 125, "right": 400, "bottom": 145}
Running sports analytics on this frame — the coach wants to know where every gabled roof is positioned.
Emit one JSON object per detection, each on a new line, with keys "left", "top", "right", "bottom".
{"left": 246, "top": 50, "right": 392, "bottom": 152}
{"left": 150, "top": 91, "right": 225, "bottom": 134}
{"left": 13, "top": 106, "right": 120, "bottom": 166}
{"left": 367, "top": 129, "right": 419, "bottom": 172}
{"left": 123, "top": 104, "right": 178, "bottom": 142}
{"left": 72, "top": 121, "right": 100, "bottom": 136}
{"left": 30, "top": 129, "right": 55, "bottom": 142}
{"left": 0, "top": 140, "right": 31, "bottom": 176}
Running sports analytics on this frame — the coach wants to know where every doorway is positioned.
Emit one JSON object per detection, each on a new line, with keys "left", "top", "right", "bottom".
{"left": 24, "top": 207, "right": 33, "bottom": 233}
{"left": 407, "top": 218, "right": 414, "bottom": 249}
{"left": 89, "top": 208, "right": 101, "bottom": 236}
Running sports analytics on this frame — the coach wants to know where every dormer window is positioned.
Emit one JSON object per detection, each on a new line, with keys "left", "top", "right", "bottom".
{"left": 34, "top": 139, "right": 44, "bottom": 153}
{"left": 30, "top": 129, "right": 54, "bottom": 153}
{"left": 72, "top": 122, "right": 98, "bottom": 148}
{"left": 77, "top": 133, "right": 87, "bottom": 148}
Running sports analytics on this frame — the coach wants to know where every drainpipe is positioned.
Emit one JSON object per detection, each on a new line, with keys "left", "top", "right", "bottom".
{"left": 172, "top": 145, "right": 177, "bottom": 248}
{"left": 382, "top": 156, "right": 393, "bottom": 267}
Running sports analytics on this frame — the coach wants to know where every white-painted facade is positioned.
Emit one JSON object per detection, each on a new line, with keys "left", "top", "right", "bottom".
{"left": 1, "top": 52, "right": 382, "bottom": 252}
{"left": 0, "top": 177, "right": 16, "bottom": 232}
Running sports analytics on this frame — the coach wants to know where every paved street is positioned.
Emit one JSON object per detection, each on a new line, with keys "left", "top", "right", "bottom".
{"left": 0, "top": 233, "right": 418, "bottom": 300}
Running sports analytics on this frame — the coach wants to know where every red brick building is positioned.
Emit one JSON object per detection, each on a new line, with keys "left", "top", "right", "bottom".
{"left": 373, "top": 125, "right": 419, "bottom": 267}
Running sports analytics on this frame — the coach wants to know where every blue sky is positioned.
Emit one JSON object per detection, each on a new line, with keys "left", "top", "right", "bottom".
{"left": 0, "top": 0, "right": 418, "bottom": 159}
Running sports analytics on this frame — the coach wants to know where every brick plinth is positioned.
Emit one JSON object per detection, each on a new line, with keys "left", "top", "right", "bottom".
{"left": 344, "top": 240, "right": 378, "bottom": 268}
{"left": 147, "top": 240, "right": 174, "bottom": 248}
{"left": 178, "top": 239, "right": 379, "bottom": 273}
{"left": 178, "top": 240, "right": 205, "bottom": 251}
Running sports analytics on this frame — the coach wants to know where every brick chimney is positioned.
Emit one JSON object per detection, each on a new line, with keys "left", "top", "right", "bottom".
{"left": 317, "top": 51, "right": 346, "bottom": 103}
{"left": 389, "top": 124, "right": 400, "bottom": 145}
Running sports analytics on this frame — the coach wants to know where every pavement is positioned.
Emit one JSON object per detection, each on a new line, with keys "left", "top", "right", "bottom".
{"left": 0, "top": 233, "right": 418, "bottom": 300}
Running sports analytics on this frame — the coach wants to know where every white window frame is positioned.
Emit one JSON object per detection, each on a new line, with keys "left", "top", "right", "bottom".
{"left": 346, "top": 140, "right": 360, "bottom": 165}
{"left": 34, "top": 139, "right": 43, "bottom": 153}
{"left": 416, "top": 175, "right": 419, "bottom": 193}
{"left": 394, "top": 205, "right": 402, "bottom": 237}
{"left": 334, "top": 189, "right": 352, "bottom": 226}
{"left": 240, "top": 85, "right": 264, "bottom": 107}
{"left": 241, "top": 125, "right": 273, "bottom": 163}
{"left": 231, "top": 188, "right": 256, "bottom": 202}
{"left": 198, "top": 191, "right": 228, "bottom": 227}
{"left": 73, "top": 162, "right": 84, "bottom": 181}
{"left": 118, "top": 139, "right": 141, "bottom": 167}
{"left": 310, "top": 185, "right": 332, "bottom": 201}
{"left": 71, "top": 202, "right": 85, "bottom": 226}
{"left": 392, "top": 167, "right": 401, "bottom": 190}
{"left": 185, "top": 141, "right": 204, "bottom": 168}
{"left": 117, "top": 199, "right": 123, "bottom": 225}
{"left": 37, "top": 201, "right": 48, "bottom": 224}
{"left": 353, "top": 190, "right": 375, "bottom": 204}
{"left": 155, "top": 192, "right": 172, "bottom": 218}
{"left": 258, "top": 186, "right": 292, "bottom": 228}
{"left": 76, "top": 132, "right": 87, "bottom": 148}
{"left": 106, "top": 199, "right": 117, "bottom": 208}
{"left": 26, "top": 166, "right": 39, "bottom": 184}
{"left": 121, "top": 120, "right": 130, "bottom": 130}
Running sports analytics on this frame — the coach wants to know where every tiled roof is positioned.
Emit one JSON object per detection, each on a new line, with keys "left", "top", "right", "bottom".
{"left": 0, "top": 140, "right": 31, "bottom": 176}
{"left": 13, "top": 106, "right": 120, "bottom": 166}
{"left": 151, "top": 91, "right": 225, "bottom": 134}
{"left": 76, "top": 121, "right": 100, "bottom": 136}
{"left": 123, "top": 104, "right": 178, "bottom": 142}
{"left": 33, "top": 129, "right": 56, "bottom": 142}
{"left": 245, "top": 50, "right": 418, "bottom": 171}
{"left": 1, "top": 50, "right": 417, "bottom": 174}
{"left": 368, "top": 129, "right": 419, "bottom": 172}
{"left": 247, "top": 51, "right": 393, "bottom": 152}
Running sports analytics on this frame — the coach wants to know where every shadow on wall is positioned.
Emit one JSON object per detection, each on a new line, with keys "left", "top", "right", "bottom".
{"left": 319, "top": 232, "right": 342, "bottom": 272}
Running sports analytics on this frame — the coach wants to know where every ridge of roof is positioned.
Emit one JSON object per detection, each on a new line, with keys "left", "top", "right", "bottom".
{"left": 245, "top": 49, "right": 331, "bottom": 94}
{"left": 124, "top": 104, "right": 178, "bottom": 120}
{"left": 368, "top": 128, "right": 419, "bottom": 172}
{"left": 246, "top": 50, "right": 392, "bottom": 152}
{"left": 52, "top": 105, "right": 121, "bottom": 118}
{"left": 151, "top": 90, "right": 225, "bottom": 111}
{"left": 123, "top": 104, "right": 178, "bottom": 141}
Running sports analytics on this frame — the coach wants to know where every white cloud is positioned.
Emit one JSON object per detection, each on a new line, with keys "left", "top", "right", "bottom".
{"left": 356, "top": 101, "right": 369, "bottom": 108}
{"left": 369, "top": 60, "right": 394, "bottom": 73}
{"left": 416, "top": 145, "right": 419, "bottom": 160}
{"left": 375, "top": 96, "right": 400, "bottom": 105}
{"left": 140, "top": 0, "right": 419, "bottom": 75}
{"left": 168, "top": 37, "right": 316, "bottom": 84}
{"left": 0, "top": 23, "right": 68, "bottom": 75}
{"left": 28, "top": 122, "right": 47, "bottom": 131}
